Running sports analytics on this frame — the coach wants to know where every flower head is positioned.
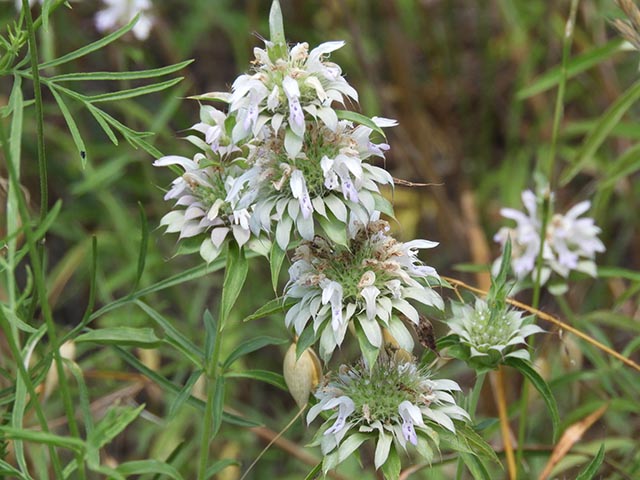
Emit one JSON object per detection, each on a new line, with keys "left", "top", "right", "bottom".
{"left": 447, "top": 297, "right": 543, "bottom": 369}
{"left": 224, "top": 39, "right": 357, "bottom": 145}
{"left": 154, "top": 108, "right": 266, "bottom": 262}
{"left": 494, "top": 190, "right": 605, "bottom": 286}
{"left": 307, "top": 357, "right": 469, "bottom": 473}
{"left": 285, "top": 219, "right": 443, "bottom": 361}
{"left": 241, "top": 119, "right": 394, "bottom": 249}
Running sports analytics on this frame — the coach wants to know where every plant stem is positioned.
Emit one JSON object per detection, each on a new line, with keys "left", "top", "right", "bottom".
{"left": 22, "top": 0, "right": 47, "bottom": 222}
{"left": 1, "top": 77, "right": 86, "bottom": 480}
{"left": 456, "top": 371, "right": 487, "bottom": 480}
{"left": 494, "top": 367, "right": 517, "bottom": 480}
{"left": 521, "top": 1, "right": 580, "bottom": 475}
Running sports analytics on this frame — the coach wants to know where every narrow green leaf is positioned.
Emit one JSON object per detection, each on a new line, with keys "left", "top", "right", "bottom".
{"left": 561, "top": 79, "right": 640, "bottom": 186}
{"left": 134, "top": 300, "right": 204, "bottom": 366}
{"left": 219, "top": 244, "right": 248, "bottom": 326}
{"left": 86, "top": 103, "right": 118, "bottom": 145}
{"left": 203, "top": 309, "right": 217, "bottom": 364}
{"left": 296, "top": 323, "right": 318, "bottom": 359}
{"left": 113, "top": 346, "right": 263, "bottom": 428}
{"left": 458, "top": 452, "right": 492, "bottom": 480}
{"left": 222, "top": 336, "right": 287, "bottom": 369}
{"left": 134, "top": 202, "right": 149, "bottom": 291}
{"left": 599, "top": 142, "right": 640, "bottom": 189}
{"left": 84, "top": 77, "right": 183, "bottom": 103}
{"left": 270, "top": 241, "right": 286, "bottom": 292}
{"left": 38, "top": 15, "right": 140, "bottom": 69}
{"left": 0, "top": 426, "right": 84, "bottom": 452}
{"left": 242, "top": 296, "right": 295, "bottom": 322}
{"left": 335, "top": 110, "right": 385, "bottom": 136}
{"left": 205, "top": 459, "right": 240, "bottom": 479}
{"left": 116, "top": 460, "right": 184, "bottom": 479}
{"left": 224, "top": 370, "right": 287, "bottom": 391}
{"left": 168, "top": 370, "right": 203, "bottom": 421}
{"left": 10, "top": 200, "right": 62, "bottom": 265}
{"left": 87, "top": 404, "right": 144, "bottom": 451}
{"left": 597, "top": 266, "right": 640, "bottom": 282}
{"left": 75, "top": 327, "right": 162, "bottom": 348}
{"left": 516, "top": 39, "right": 623, "bottom": 100}
{"left": 66, "top": 360, "right": 95, "bottom": 439}
{"left": 0, "top": 459, "right": 27, "bottom": 479}
{"left": 381, "top": 448, "right": 402, "bottom": 480}
{"left": 505, "top": 357, "right": 559, "bottom": 441}
{"left": 380, "top": 446, "right": 401, "bottom": 480}
{"left": 49, "top": 60, "right": 193, "bottom": 82}
{"left": 303, "top": 463, "right": 322, "bottom": 480}
{"left": 575, "top": 443, "right": 605, "bottom": 480}
{"left": 49, "top": 84, "right": 87, "bottom": 165}
{"left": 211, "top": 376, "right": 225, "bottom": 438}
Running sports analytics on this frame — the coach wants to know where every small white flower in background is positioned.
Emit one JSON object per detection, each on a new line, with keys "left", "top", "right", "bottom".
{"left": 14, "top": 0, "right": 43, "bottom": 10}
{"left": 448, "top": 297, "right": 543, "bottom": 368}
{"left": 285, "top": 219, "right": 443, "bottom": 361}
{"left": 307, "top": 357, "right": 469, "bottom": 473}
{"left": 494, "top": 189, "right": 605, "bottom": 285}
{"left": 95, "top": 0, "right": 155, "bottom": 41}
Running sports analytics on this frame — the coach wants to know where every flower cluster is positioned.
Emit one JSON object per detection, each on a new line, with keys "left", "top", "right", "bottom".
{"left": 447, "top": 298, "right": 543, "bottom": 369}
{"left": 307, "top": 356, "right": 469, "bottom": 473}
{"left": 155, "top": 35, "right": 395, "bottom": 260}
{"left": 494, "top": 190, "right": 605, "bottom": 286}
{"left": 285, "top": 218, "right": 443, "bottom": 361}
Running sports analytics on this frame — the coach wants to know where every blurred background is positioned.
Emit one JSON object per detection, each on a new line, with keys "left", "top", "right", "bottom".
{"left": 1, "top": 0, "right": 639, "bottom": 478}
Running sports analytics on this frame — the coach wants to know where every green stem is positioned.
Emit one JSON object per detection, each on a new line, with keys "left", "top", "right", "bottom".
{"left": 22, "top": 0, "right": 47, "bottom": 222}
{"left": 456, "top": 371, "right": 487, "bottom": 480}
{"left": 518, "top": 1, "right": 580, "bottom": 475}
{"left": 0, "top": 309, "right": 64, "bottom": 478}
{"left": 1, "top": 76, "right": 86, "bottom": 480}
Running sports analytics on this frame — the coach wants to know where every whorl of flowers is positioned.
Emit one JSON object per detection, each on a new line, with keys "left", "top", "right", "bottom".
{"left": 224, "top": 39, "right": 358, "bottom": 147}
{"left": 154, "top": 107, "right": 265, "bottom": 263}
{"left": 285, "top": 218, "right": 443, "bottom": 361}
{"left": 447, "top": 298, "right": 543, "bottom": 369}
{"left": 240, "top": 118, "right": 394, "bottom": 250}
{"left": 494, "top": 189, "right": 605, "bottom": 286}
{"left": 307, "top": 356, "right": 469, "bottom": 473}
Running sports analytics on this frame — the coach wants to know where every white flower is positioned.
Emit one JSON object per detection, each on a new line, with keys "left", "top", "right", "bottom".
{"left": 243, "top": 120, "right": 394, "bottom": 250}
{"left": 95, "top": 0, "right": 155, "bottom": 41}
{"left": 494, "top": 190, "right": 605, "bottom": 285}
{"left": 285, "top": 220, "right": 443, "bottom": 361}
{"left": 308, "top": 357, "right": 469, "bottom": 473}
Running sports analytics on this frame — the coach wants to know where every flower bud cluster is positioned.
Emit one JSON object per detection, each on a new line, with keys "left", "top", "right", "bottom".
{"left": 447, "top": 298, "right": 543, "bottom": 369}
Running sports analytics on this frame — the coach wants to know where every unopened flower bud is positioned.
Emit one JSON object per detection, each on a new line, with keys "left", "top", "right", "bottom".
{"left": 283, "top": 343, "right": 322, "bottom": 409}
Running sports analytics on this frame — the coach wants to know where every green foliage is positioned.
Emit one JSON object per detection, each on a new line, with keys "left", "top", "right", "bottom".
{"left": 1, "top": 0, "right": 639, "bottom": 479}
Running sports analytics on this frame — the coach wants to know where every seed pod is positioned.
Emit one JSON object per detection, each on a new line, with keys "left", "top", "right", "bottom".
{"left": 283, "top": 343, "right": 322, "bottom": 409}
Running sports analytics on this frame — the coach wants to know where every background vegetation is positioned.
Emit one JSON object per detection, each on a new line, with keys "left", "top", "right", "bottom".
{"left": 1, "top": 0, "right": 639, "bottom": 478}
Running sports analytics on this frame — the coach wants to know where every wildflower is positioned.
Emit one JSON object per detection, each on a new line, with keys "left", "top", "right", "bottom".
{"left": 494, "top": 190, "right": 605, "bottom": 285}
{"left": 307, "top": 357, "right": 469, "bottom": 473}
{"left": 95, "top": 0, "right": 155, "bottom": 41}
{"left": 284, "top": 219, "right": 443, "bottom": 361}
{"left": 243, "top": 119, "right": 394, "bottom": 250}
{"left": 222, "top": 38, "right": 358, "bottom": 147}
{"left": 447, "top": 297, "right": 543, "bottom": 369}
{"left": 154, "top": 108, "right": 264, "bottom": 262}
